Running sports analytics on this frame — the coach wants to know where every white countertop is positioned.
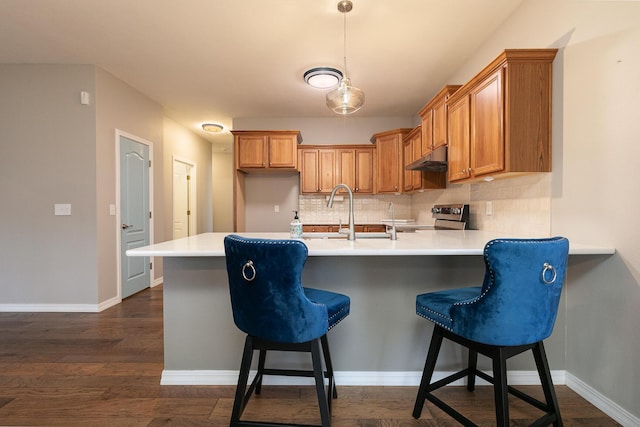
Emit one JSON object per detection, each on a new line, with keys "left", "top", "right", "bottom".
{"left": 126, "top": 231, "right": 615, "bottom": 257}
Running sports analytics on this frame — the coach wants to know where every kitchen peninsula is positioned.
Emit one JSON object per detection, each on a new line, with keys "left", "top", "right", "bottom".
{"left": 127, "top": 232, "right": 614, "bottom": 386}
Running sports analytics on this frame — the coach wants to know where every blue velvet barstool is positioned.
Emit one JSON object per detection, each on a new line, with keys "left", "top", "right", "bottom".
{"left": 224, "top": 235, "right": 350, "bottom": 427}
{"left": 413, "top": 237, "right": 569, "bottom": 427}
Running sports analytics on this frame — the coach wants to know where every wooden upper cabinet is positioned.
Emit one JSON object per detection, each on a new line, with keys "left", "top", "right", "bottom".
{"left": 446, "top": 49, "right": 557, "bottom": 183}
{"left": 299, "top": 148, "right": 336, "bottom": 193}
{"left": 232, "top": 130, "right": 302, "bottom": 172}
{"left": 337, "top": 148, "right": 375, "bottom": 194}
{"left": 371, "top": 128, "right": 412, "bottom": 194}
{"left": 419, "top": 85, "right": 461, "bottom": 157}
{"left": 403, "top": 126, "right": 447, "bottom": 192}
{"left": 299, "top": 145, "right": 374, "bottom": 194}
{"left": 403, "top": 127, "right": 422, "bottom": 192}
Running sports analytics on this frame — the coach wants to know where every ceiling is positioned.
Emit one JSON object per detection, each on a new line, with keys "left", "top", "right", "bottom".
{"left": 0, "top": 0, "right": 523, "bottom": 150}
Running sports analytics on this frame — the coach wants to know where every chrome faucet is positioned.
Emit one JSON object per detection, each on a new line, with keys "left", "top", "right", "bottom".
{"left": 327, "top": 184, "right": 355, "bottom": 241}
{"left": 388, "top": 202, "right": 397, "bottom": 240}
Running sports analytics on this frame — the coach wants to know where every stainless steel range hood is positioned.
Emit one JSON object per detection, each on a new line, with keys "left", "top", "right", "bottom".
{"left": 405, "top": 145, "right": 447, "bottom": 172}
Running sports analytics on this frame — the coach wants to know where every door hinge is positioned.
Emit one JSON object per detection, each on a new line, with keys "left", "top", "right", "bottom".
{"left": 187, "top": 210, "right": 191, "bottom": 216}
{"left": 149, "top": 160, "right": 152, "bottom": 167}
{"left": 149, "top": 211, "right": 152, "bottom": 219}
{"left": 150, "top": 262, "right": 153, "bottom": 270}
{"left": 187, "top": 175, "right": 191, "bottom": 180}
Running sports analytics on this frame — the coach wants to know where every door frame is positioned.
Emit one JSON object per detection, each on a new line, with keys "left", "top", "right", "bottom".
{"left": 172, "top": 156, "right": 197, "bottom": 238}
{"left": 115, "top": 129, "right": 155, "bottom": 301}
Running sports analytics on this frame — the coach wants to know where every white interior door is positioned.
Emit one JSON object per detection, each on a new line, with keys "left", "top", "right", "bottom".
{"left": 120, "top": 135, "right": 151, "bottom": 298}
{"left": 173, "top": 158, "right": 196, "bottom": 239}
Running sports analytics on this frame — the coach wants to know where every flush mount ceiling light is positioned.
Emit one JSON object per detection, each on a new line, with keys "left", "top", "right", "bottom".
{"left": 326, "top": 0, "right": 365, "bottom": 115}
{"left": 304, "top": 67, "right": 343, "bottom": 89}
{"left": 202, "top": 123, "right": 224, "bottom": 133}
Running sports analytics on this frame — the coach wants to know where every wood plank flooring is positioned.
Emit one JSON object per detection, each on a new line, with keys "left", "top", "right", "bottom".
{"left": 0, "top": 285, "right": 620, "bottom": 426}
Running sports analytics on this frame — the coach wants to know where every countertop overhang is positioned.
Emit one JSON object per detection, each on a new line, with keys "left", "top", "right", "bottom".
{"left": 126, "top": 231, "right": 615, "bottom": 257}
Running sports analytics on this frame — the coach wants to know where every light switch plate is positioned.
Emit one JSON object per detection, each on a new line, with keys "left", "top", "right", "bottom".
{"left": 54, "top": 203, "right": 71, "bottom": 216}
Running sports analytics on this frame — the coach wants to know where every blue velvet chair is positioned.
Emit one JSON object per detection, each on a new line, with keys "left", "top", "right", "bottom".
{"left": 224, "top": 235, "right": 350, "bottom": 427}
{"left": 413, "top": 237, "right": 569, "bottom": 427}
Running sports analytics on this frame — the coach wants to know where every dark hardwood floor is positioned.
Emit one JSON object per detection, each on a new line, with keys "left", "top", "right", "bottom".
{"left": 0, "top": 285, "right": 619, "bottom": 426}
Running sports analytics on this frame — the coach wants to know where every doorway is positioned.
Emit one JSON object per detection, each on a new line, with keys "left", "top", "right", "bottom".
{"left": 117, "top": 131, "right": 153, "bottom": 299}
{"left": 172, "top": 157, "right": 197, "bottom": 239}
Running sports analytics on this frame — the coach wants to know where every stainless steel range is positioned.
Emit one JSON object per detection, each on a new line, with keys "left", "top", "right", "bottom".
{"left": 431, "top": 204, "right": 469, "bottom": 230}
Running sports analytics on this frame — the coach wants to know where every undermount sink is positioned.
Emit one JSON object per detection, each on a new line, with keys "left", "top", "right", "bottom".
{"left": 301, "top": 232, "right": 391, "bottom": 240}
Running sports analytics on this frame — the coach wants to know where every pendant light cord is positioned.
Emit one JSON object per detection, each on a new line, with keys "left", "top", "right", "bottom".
{"left": 342, "top": 4, "right": 348, "bottom": 78}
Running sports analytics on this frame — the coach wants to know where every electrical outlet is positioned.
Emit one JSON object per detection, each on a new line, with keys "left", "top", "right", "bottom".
{"left": 486, "top": 201, "right": 493, "bottom": 216}
{"left": 54, "top": 203, "right": 71, "bottom": 216}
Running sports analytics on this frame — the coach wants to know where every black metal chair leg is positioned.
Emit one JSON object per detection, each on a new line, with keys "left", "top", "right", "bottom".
{"left": 320, "top": 334, "right": 337, "bottom": 400}
{"left": 492, "top": 348, "right": 509, "bottom": 427}
{"left": 230, "top": 336, "right": 254, "bottom": 427}
{"left": 413, "top": 325, "right": 444, "bottom": 419}
{"left": 311, "top": 338, "right": 331, "bottom": 427}
{"left": 533, "top": 341, "right": 563, "bottom": 427}
{"left": 255, "top": 349, "right": 267, "bottom": 395}
{"left": 467, "top": 348, "right": 478, "bottom": 391}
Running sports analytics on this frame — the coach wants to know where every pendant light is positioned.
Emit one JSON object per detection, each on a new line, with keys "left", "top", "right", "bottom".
{"left": 326, "top": 0, "right": 365, "bottom": 115}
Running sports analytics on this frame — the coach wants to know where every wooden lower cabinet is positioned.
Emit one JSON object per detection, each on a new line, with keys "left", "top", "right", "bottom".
{"left": 302, "top": 224, "right": 386, "bottom": 233}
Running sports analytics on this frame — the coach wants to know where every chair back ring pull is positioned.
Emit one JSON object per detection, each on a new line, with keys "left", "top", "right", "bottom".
{"left": 541, "top": 262, "right": 557, "bottom": 284}
{"left": 242, "top": 260, "right": 256, "bottom": 282}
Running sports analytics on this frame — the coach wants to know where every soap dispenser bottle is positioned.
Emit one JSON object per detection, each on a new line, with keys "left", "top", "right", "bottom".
{"left": 290, "top": 211, "right": 303, "bottom": 238}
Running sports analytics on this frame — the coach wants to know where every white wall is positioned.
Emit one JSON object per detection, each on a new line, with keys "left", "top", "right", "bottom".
{"left": 212, "top": 150, "right": 234, "bottom": 232}
{"left": 0, "top": 65, "right": 98, "bottom": 305}
{"left": 453, "top": 0, "right": 640, "bottom": 420}
{"left": 0, "top": 65, "right": 167, "bottom": 308}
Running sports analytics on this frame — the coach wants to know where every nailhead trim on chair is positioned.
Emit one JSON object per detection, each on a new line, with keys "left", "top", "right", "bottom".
{"left": 328, "top": 305, "right": 350, "bottom": 330}
{"left": 226, "top": 235, "right": 347, "bottom": 329}
{"left": 417, "top": 238, "right": 563, "bottom": 333}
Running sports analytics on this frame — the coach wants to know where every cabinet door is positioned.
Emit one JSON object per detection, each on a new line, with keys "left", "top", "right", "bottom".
{"left": 433, "top": 101, "right": 449, "bottom": 150}
{"left": 403, "top": 138, "right": 414, "bottom": 192}
{"left": 447, "top": 96, "right": 471, "bottom": 182}
{"left": 470, "top": 68, "right": 504, "bottom": 177}
{"left": 299, "top": 149, "right": 320, "bottom": 193}
{"left": 268, "top": 134, "right": 298, "bottom": 168}
{"left": 420, "top": 109, "right": 434, "bottom": 157}
{"left": 355, "top": 148, "right": 374, "bottom": 193}
{"left": 237, "top": 135, "right": 267, "bottom": 168}
{"left": 376, "top": 134, "right": 402, "bottom": 193}
{"left": 336, "top": 149, "right": 355, "bottom": 192}
{"left": 318, "top": 149, "right": 336, "bottom": 193}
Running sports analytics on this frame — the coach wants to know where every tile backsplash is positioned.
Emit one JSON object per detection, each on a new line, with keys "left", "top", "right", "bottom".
{"left": 299, "top": 173, "right": 552, "bottom": 237}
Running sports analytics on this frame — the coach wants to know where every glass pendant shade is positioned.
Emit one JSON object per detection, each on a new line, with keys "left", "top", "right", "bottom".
{"left": 326, "top": 77, "right": 365, "bottom": 115}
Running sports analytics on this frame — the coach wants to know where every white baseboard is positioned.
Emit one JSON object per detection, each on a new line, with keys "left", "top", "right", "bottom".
{"left": 98, "top": 296, "right": 121, "bottom": 312}
{"left": 0, "top": 303, "right": 100, "bottom": 312}
{"left": 162, "top": 370, "right": 639, "bottom": 425}
{"left": 566, "top": 372, "right": 640, "bottom": 427}
{"left": 152, "top": 276, "right": 163, "bottom": 287}
{"left": 160, "top": 369, "right": 566, "bottom": 387}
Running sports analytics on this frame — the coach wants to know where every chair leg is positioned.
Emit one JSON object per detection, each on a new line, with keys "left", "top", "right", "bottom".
{"left": 467, "top": 348, "right": 478, "bottom": 391}
{"left": 230, "top": 336, "right": 254, "bottom": 427}
{"left": 320, "top": 335, "right": 337, "bottom": 400}
{"left": 492, "top": 347, "right": 509, "bottom": 427}
{"left": 255, "top": 349, "right": 267, "bottom": 395}
{"left": 311, "top": 338, "right": 331, "bottom": 427}
{"left": 413, "top": 325, "right": 444, "bottom": 419}
{"left": 533, "top": 341, "right": 563, "bottom": 427}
